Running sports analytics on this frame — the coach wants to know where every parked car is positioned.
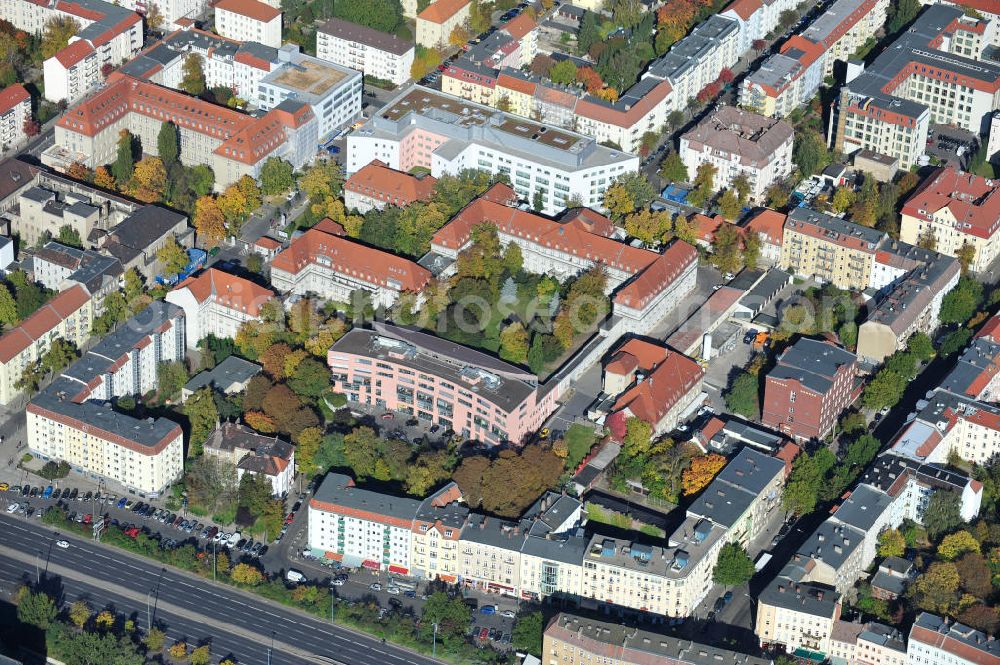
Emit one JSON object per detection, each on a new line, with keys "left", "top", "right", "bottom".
{"left": 6, "top": 503, "right": 18, "bottom": 513}
{"left": 500, "top": 610, "right": 516, "bottom": 619}
{"left": 369, "top": 583, "right": 383, "bottom": 591}
{"left": 117, "top": 497, "right": 128, "bottom": 509}
{"left": 386, "top": 586, "right": 401, "bottom": 595}
{"left": 285, "top": 569, "right": 306, "bottom": 583}
{"left": 51, "top": 489, "right": 61, "bottom": 500}
{"left": 479, "top": 605, "right": 497, "bottom": 615}
{"left": 43, "top": 486, "right": 53, "bottom": 498}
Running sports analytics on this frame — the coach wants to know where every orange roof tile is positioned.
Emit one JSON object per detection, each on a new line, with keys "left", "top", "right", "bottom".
{"left": 503, "top": 12, "right": 536, "bottom": 39}
{"left": 613, "top": 241, "right": 699, "bottom": 311}
{"left": 606, "top": 339, "right": 669, "bottom": 376}
{"left": 612, "top": 350, "right": 704, "bottom": 427}
{"left": 215, "top": 0, "right": 281, "bottom": 22}
{"left": 497, "top": 72, "right": 536, "bottom": 96}
{"left": 744, "top": 209, "right": 786, "bottom": 246}
{"left": 575, "top": 79, "right": 672, "bottom": 128}
{"left": 0, "top": 286, "right": 92, "bottom": 364}
{"left": 692, "top": 213, "right": 726, "bottom": 243}
{"left": 976, "top": 315, "right": 1000, "bottom": 343}
{"left": 313, "top": 218, "right": 346, "bottom": 236}
{"left": 173, "top": 268, "right": 275, "bottom": 316}
{"left": 345, "top": 160, "right": 437, "bottom": 208}
{"left": 418, "top": 0, "right": 470, "bottom": 23}
{"left": 271, "top": 228, "right": 432, "bottom": 293}
{"left": 55, "top": 40, "right": 96, "bottom": 68}
{"left": 725, "top": 0, "right": 762, "bottom": 20}
{"left": 560, "top": 208, "right": 616, "bottom": 238}
{"left": 902, "top": 167, "right": 1000, "bottom": 240}
{"left": 0, "top": 84, "right": 30, "bottom": 114}
{"left": 255, "top": 236, "right": 282, "bottom": 250}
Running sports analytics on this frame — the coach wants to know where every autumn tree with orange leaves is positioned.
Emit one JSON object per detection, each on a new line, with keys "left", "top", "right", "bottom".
{"left": 682, "top": 453, "right": 727, "bottom": 496}
{"left": 93, "top": 166, "right": 116, "bottom": 190}
{"left": 193, "top": 195, "right": 226, "bottom": 247}
{"left": 130, "top": 157, "right": 167, "bottom": 203}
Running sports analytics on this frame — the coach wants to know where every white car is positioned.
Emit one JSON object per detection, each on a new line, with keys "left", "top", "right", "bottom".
{"left": 55, "top": 540, "right": 69, "bottom": 549}
{"left": 386, "top": 586, "right": 401, "bottom": 595}
{"left": 6, "top": 503, "right": 18, "bottom": 513}
{"left": 500, "top": 610, "right": 516, "bottom": 619}
{"left": 331, "top": 578, "right": 345, "bottom": 586}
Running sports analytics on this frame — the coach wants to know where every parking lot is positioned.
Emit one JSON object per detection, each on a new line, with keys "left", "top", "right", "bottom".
{"left": 925, "top": 124, "right": 979, "bottom": 169}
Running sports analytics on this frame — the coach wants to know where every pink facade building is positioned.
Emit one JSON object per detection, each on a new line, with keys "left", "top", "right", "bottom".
{"left": 327, "top": 322, "right": 558, "bottom": 445}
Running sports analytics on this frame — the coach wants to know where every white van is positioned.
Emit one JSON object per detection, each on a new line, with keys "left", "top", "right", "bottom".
{"left": 227, "top": 532, "right": 241, "bottom": 547}
{"left": 285, "top": 569, "right": 306, "bottom": 584}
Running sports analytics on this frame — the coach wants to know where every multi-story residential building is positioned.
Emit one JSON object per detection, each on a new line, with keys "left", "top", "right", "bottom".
{"left": 603, "top": 339, "right": 704, "bottom": 436}
{"left": 781, "top": 207, "right": 886, "bottom": 289}
{"left": 739, "top": 35, "right": 827, "bottom": 118}
{"left": 346, "top": 86, "right": 640, "bottom": 215}
{"left": 907, "top": 612, "right": 1000, "bottom": 665}
{"left": 722, "top": 0, "right": 800, "bottom": 54}
{"left": 415, "top": 0, "right": 470, "bottom": 49}
{"left": 116, "top": 0, "right": 210, "bottom": 29}
{"left": 6, "top": 0, "right": 145, "bottom": 104}
{"left": 316, "top": 18, "right": 415, "bottom": 87}
{"left": 800, "top": 0, "right": 889, "bottom": 77}
{"left": 756, "top": 575, "right": 842, "bottom": 658}
{"left": 860, "top": 451, "right": 982, "bottom": 524}
{"left": 51, "top": 72, "right": 320, "bottom": 189}
{"left": 343, "top": 160, "right": 436, "bottom": 213}
{"left": 32, "top": 242, "right": 119, "bottom": 292}
{"left": 308, "top": 472, "right": 421, "bottom": 573}
{"left": 939, "top": 336, "right": 1000, "bottom": 402}
{"left": 0, "top": 286, "right": 94, "bottom": 406}
{"left": 269, "top": 222, "right": 432, "bottom": 309}
{"left": 762, "top": 337, "right": 858, "bottom": 442}
{"left": 829, "top": 622, "right": 907, "bottom": 665}
{"left": 544, "top": 613, "right": 772, "bottom": 665}
{"left": 899, "top": 167, "right": 1000, "bottom": 274}
{"left": 166, "top": 268, "right": 276, "bottom": 348}
{"left": 857, "top": 250, "right": 959, "bottom": 364}
{"left": 214, "top": 0, "right": 282, "bottom": 48}
{"left": 327, "top": 322, "right": 560, "bottom": 445}
{"left": 829, "top": 6, "right": 1000, "bottom": 169}
{"left": 410, "top": 482, "right": 467, "bottom": 584}
{"left": 14, "top": 186, "right": 102, "bottom": 249}
{"left": 26, "top": 302, "right": 185, "bottom": 495}
{"left": 744, "top": 209, "right": 787, "bottom": 266}
{"left": 679, "top": 106, "right": 794, "bottom": 203}
{"left": 428, "top": 184, "right": 699, "bottom": 329}
{"left": 0, "top": 84, "right": 31, "bottom": 152}
{"left": 460, "top": 514, "right": 525, "bottom": 595}
{"left": 203, "top": 422, "right": 294, "bottom": 496}
{"left": 255, "top": 49, "right": 362, "bottom": 143}
{"left": 907, "top": 389, "right": 1000, "bottom": 465}
{"left": 869, "top": 557, "right": 914, "bottom": 601}
{"left": 99, "top": 206, "right": 192, "bottom": 282}
{"left": 519, "top": 532, "right": 588, "bottom": 602}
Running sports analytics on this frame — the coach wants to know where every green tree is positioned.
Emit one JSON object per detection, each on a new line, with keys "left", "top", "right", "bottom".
{"left": 549, "top": 59, "right": 578, "bottom": 85}
{"left": 499, "top": 322, "right": 530, "bottom": 364}
{"left": 157, "top": 121, "right": 180, "bottom": 169}
{"left": 42, "top": 338, "right": 78, "bottom": 375}
{"left": 725, "top": 371, "right": 759, "bottom": 419}
{"left": 157, "top": 236, "right": 189, "bottom": 277}
{"left": 939, "top": 277, "right": 983, "bottom": 324}
{"left": 331, "top": 0, "right": 402, "bottom": 32}
{"left": 41, "top": 16, "right": 81, "bottom": 60}
{"left": 0, "top": 283, "right": 17, "bottom": 327}
{"left": 940, "top": 328, "right": 972, "bottom": 357}
{"left": 658, "top": 151, "right": 688, "bottom": 183}
{"left": 862, "top": 368, "right": 907, "bottom": 411}
{"left": 793, "top": 130, "right": 831, "bottom": 177}
{"left": 712, "top": 542, "right": 756, "bottom": 586}
{"left": 937, "top": 530, "right": 980, "bottom": 561}
{"left": 877, "top": 528, "right": 906, "bottom": 557}
{"left": 157, "top": 361, "right": 189, "bottom": 400}
{"left": 343, "top": 426, "right": 380, "bottom": 478}
{"left": 888, "top": 0, "right": 921, "bottom": 32}
{"left": 58, "top": 225, "right": 83, "bottom": 248}
{"left": 832, "top": 187, "right": 856, "bottom": 213}
{"left": 908, "top": 331, "right": 934, "bottom": 361}
{"left": 622, "top": 417, "right": 653, "bottom": 458}
{"left": 732, "top": 173, "right": 752, "bottom": 204}
{"left": 577, "top": 11, "right": 601, "bottom": 55}
{"left": 957, "top": 242, "right": 977, "bottom": 274}
{"left": 16, "top": 589, "right": 57, "bottom": 630}
{"left": 111, "top": 130, "right": 135, "bottom": 188}
{"left": 260, "top": 157, "right": 295, "bottom": 195}
{"left": 924, "top": 490, "right": 963, "bottom": 540}
{"left": 288, "top": 357, "right": 330, "bottom": 403}
{"left": 718, "top": 189, "right": 742, "bottom": 220}
{"left": 512, "top": 611, "right": 544, "bottom": 655}
{"left": 185, "top": 387, "right": 218, "bottom": 455}
{"left": 783, "top": 450, "right": 836, "bottom": 515}
{"left": 421, "top": 592, "right": 471, "bottom": 645}
{"left": 179, "top": 53, "right": 206, "bottom": 95}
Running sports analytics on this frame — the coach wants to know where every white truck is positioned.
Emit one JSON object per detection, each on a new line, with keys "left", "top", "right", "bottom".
{"left": 285, "top": 569, "right": 306, "bottom": 584}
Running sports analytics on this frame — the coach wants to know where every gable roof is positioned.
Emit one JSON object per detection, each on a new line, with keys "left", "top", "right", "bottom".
{"left": 605, "top": 338, "right": 669, "bottom": 376}
{"left": 0, "top": 286, "right": 92, "bottom": 364}
{"left": 612, "top": 349, "right": 703, "bottom": 426}
{"left": 0, "top": 84, "right": 30, "bottom": 114}
{"left": 172, "top": 268, "right": 275, "bottom": 316}
{"left": 901, "top": 166, "right": 1000, "bottom": 240}
{"left": 417, "top": 0, "right": 470, "bottom": 23}
{"left": 345, "top": 159, "right": 437, "bottom": 207}
{"left": 215, "top": 0, "right": 281, "bottom": 22}
{"left": 745, "top": 208, "right": 787, "bottom": 246}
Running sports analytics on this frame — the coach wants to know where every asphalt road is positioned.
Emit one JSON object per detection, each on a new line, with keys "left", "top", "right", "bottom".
{"left": 0, "top": 513, "right": 445, "bottom": 665}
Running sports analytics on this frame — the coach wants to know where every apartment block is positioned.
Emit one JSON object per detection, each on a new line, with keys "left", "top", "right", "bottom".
{"left": 427, "top": 184, "right": 698, "bottom": 328}
{"left": 327, "top": 323, "right": 560, "bottom": 445}
{"left": 460, "top": 514, "right": 525, "bottom": 596}
{"left": 756, "top": 575, "right": 842, "bottom": 658}
{"left": 781, "top": 206, "right": 885, "bottom": 289}
{"left": 410, "top": 483, "right": 468, "bottom": 584}
{"left": 117, "top": 0, "right": 211, "bottom": 28}
{"left": 317, "top": 18, "right": 415, "bottom": 87}
{"left": 544, "top": 613, "right": 771, "bottom": 665}
{"left": 343, "top": 159, "right": 436, "bottom": 213}
{"left": 744, "top": 209, "right": 787, "bottom": 266}
{"left": 346, "top": 86, "right": 640, "bottom": 215}
{"left": 739, "top": 36, "right": 827, "bottom": 118}
{"left": 0, "top": 84, "right": 31, "bottom": 151}
{"left": 166, "top": 268, "right": 276, "bottom": 348}
{"left": 52, "top": 72, "right": 319, "bottom": 190}
{"left": 860, "top": 452, "right": 982, "bottom": 524}
{"left": 762, "top": 337, "right": 857, "bottom": 442}
{"left": 308, "top": 472, "right": 421, "bottom": 573}
{"left": 830, "top": 6, "right": 1000, "bottom": 169}
{"left": 829, "top": 622, "right": 907, "bottom": 665}
{"left": 907, "top": 612, "right": 1000, "bottom": 665}
{"left": 270, "top": 222, "right": 431, "bottom": 309}
{"left": 214, "top": 0, "right": 282, "bottom": 48}
{"left": 4, "top": 0, "right": 145, "bottom": 104}
{"left": 940, "top": 336, "right": 1000, "bottom": 402}
{"left": 203, "top": 422, "right": 294, "bottom": 496}
{"left": 899, "top": 167, "right": 1000, "bottom": 274}
{"left": 0, "top": 285, "right": 94, "bottom": 405}
{"left": 679, "top": 106, "right": 794, "bottom": 203}
{"left": 415, "top": 0, "right": 470, "bottom": 49}
{"left": 26, "top": 302, "right": 186, "bottom": 495}
{"left": 800, "top": 0, "right": 889, "bottom": 77}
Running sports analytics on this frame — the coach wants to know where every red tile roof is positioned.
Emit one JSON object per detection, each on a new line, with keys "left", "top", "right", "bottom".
{"left": 418, "top": 0, "right": 470, "bottom": 23}
{"left": 503, "top": 12, "right": 536, "bottom": 39}
{"left": 173, "top": 268, "right": 275, "bottom": 316}
{"left": 605, "top": 339, "right": 669, "bottom": 376}
{"left": 692, "top": 213, "right": 726, "bottom": 243}
{"left": 313, "top": 218, "right": 346, "bottom": 235}
{"left": 976, "top": 314, "right": 1000, "bottom": 343}
{"left": 902, "top": 167, "right": 1000, "bottom": 240}
{"left": 0, "top": 84, "right": 30, "bottom": 114}
{"left": 612, "top": 350, "right": 704, "bottom": 427}
{"left": 271, "top": 228, "right": 432, "bottom": 292}
{"left": 725, "top": 0, "right": 762, "bottom": 20}
{"left": 613, "top": 241, "right": 698, "bottom": 311}
{"left": 0, "top": 286, "right": 92, "bottom": 364}
{"left": 497, "top": 72, "right": 536, "bottom": 96}
{"left": 345, "top": 160, "right": 437, "bottom": 208}
{"left": 744, "top": 209, "right": 786, "bottom": 246}
{"left": 255, "top": 236, "right": 282, "bottom": 250}
{"left": 575, "top": 79, "right": 672, "bottom": 128}
{"left": 55, "top": 40, "right": 96, "bottom": 67}
{"left": 559, "top": 208, "right": 616, "bottom": 238}
{"left": 215, "top": 0, "right": 281, "bottom": 21}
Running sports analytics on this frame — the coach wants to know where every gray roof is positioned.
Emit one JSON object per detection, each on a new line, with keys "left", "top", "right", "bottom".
{"left": 329, "top": 322, "right": 540, "bottom": 415}
{"left": 787, "top": 207, "right": 885, "bottom": 249}
{"left": 870, "top": 570, "right": 908, "bottom": 597}
{"left": 547, "top": 613, "right": 770, "bottom": 665}
{"left": 461, "top": 513, "right": 526, "bottom": 552}
{"left": 832, "top": 484, "right": 893, "bottom": 532}
{"left": 769, "top": 337, "right": 856, "bottom": 394}
{"left": 103, "top": 206, "right": 186, "bottom": 265}
{"left": 760, "top": 576, "right": 840, "bottom": 617}
{"left": 414, "top": 482, "right": 468, "bottom": 530}
{"left": 843, "top": 6, "right": 1000, "bottom": 122}
{"left": 313, "top": 472, "right": 422, "bottom": 522}
{"left": 681, "top": 106, "right": 793, "bottom": 168}
{"left": 910, "top": 612, "right": 1000, "bottom": 658}
{"left": 800, "top": 0, "right": 870, "bottom": 46}
{"left": 797, "top": 520, "right": 865, "bottom": 573}
{"left": 184, "top": 356, "right": 262, "bottom": 393}
{"left": 318, "top": 18, "right": 414, "bottom": 55}
{"left": 939, "top": 338, "right": 1000, "bottom": 397}
{"left": 864, "top": 250, "right": 959, "bottom": 336}
{"left": 520, "top": 531, "right": 588, "bottom": 564}
{"left": 686, "top": 447, "right": 784, "bottom": 528}
{"left": 857, "top": 623, "right": 905, "bottom": 652}
{"left": 22, "top": 186, "right": 54, "bottom": 204}
{"left": 859, "top": 451, "right": 971, "bottom": 496}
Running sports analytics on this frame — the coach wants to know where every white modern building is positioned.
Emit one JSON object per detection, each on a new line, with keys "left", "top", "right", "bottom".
{"left": 317, "top": 18, "right": 415, "bottom": 87}
{"left": 346, "top": 86, "right": 640, "bottom": 215}
{"left": 0, "top": 84, "right": 31, "bottom": 151}
{"left": 166, "top": 268, "right": 276, "bottom": 348}
{"left": 907, "top": 612, "right": 1000, "bottom": 665}
{"left": 679, "top": 106, "right": 794, "bottom": 203}
{"left": 214, "top": 0, "right": 282, "bottom": 48}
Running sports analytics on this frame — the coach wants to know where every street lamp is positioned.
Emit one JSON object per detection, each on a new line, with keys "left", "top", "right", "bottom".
{"left": 34, "top": 550, "right": 40, "bottom": 584}
{"left": 267, "top": 631, "right": 275, "bottom": 665}
{"left": 146, "top": 588, "right": 154, "bottom": 632}
{"left": 432, "top": 622, "right": 439, "bottom": 658}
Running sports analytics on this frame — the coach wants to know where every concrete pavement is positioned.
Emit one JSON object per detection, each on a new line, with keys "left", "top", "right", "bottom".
{"left": 0, "top": 512, "right": 447, "bottom": 665}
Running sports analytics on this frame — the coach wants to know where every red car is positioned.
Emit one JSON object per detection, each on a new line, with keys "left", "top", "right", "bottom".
{"left": 478, "top": 628, "right": 489, "bottom": 641}
{"left": 285, "top": 512, "right": 295, "bottom": 525}
{"left": 124, "top": 527, "right": 140, "bottom": 539}
{"left": 437, "top": 64, "right": 448, "bottom": 71}
{"left": 83, "top": 513, "right": 92, "bottom": 524}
